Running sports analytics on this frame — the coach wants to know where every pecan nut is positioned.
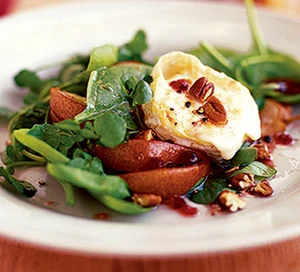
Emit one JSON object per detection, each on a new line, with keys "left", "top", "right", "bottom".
{"left": 254, "top": 180, "right": 273, "bottom": 196}
{"left": 218, "top": 190, "right": 247, "bottom": 212}
{"left": 189, "top": 77, "right": 214, "bottom": 102}
{"left": 253, "top": 144, "right": 271, "bottom": 160}
{"left": 231, "top": 173, "right": 255, "bottom": 190}
{"left": 202, "top": 96, "right": 228, "bottom": 125}
{"left": 218, "top": 190, "right": 246, "bottom": 212}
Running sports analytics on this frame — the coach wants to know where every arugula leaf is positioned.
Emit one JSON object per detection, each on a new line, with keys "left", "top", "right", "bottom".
{"left": 188, "top": 178, "right": 230, "bottom": 205}
{"left": 94, "top": 112, "right": 127, "bottom": 148}
{"left": 0, "top": 166, "right": 37, "bottom": 197}
{"left": 230, "top": 161, "right": 277, "bottom": 178}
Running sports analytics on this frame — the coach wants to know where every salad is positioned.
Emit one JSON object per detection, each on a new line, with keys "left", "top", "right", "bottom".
{"left": 0, "top": 0, "right": 299, "bottom": 217}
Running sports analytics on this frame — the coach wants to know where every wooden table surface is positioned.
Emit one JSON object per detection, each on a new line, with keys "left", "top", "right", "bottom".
{"left": 1, "top": 0, "right": 300, "bottom": 272}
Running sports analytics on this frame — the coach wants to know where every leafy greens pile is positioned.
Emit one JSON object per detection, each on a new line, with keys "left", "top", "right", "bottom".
{"left": 0, "top": 0, "right": 299, "bottom": 215}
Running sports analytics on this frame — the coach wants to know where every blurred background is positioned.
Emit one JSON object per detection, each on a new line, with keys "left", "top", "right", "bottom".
{"left": 1, "top": 0, "right": 300, "bottom": 17}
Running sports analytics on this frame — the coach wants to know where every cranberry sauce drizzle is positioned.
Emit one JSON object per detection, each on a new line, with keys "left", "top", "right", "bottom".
{"left": 273, "top": 132, "right": 293, "bottom": 146}
{"left": 266, "top": 78, "right": 300, "bottom": 95}
{"left": 165, "top": 196, "right": 198, "bottom": 217}
{"left": 169, "top": 79, "right": 190, "bottom": 93}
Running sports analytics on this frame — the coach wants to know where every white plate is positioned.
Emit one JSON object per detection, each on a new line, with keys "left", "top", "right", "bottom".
{"left": 0, "top": 1, "right": 300, "bottom": 256}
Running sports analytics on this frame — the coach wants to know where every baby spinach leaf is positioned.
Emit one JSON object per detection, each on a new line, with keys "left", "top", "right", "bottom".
{"left": 188, "top": 178, "right": 229, "bottom": 205}
{"left": 230, "top": 161, "right": 277, "bottom": 178}
{"left": 74, "top": 63, "right": 152, "bottom": 129}
{"left": 94, "top": 112, "right": 127, "bottom": 148}
{"left": 87, "top": 44, "right": 118, "bottom": 72}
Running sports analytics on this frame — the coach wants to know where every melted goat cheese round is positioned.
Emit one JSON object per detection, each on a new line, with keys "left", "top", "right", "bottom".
{"left": 142, "top": 51, "right": 261, "bottom": 160}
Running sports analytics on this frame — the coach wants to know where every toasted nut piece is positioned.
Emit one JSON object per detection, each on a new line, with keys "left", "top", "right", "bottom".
{"left": 218, "top": 190, "right": 246, "bottom": 212}
{"left": 132, "top": 193, "right": 162, "bottom": 207}
{"left": 189, "top": 77, "right": 214, "bottom": 102}
{"left": 134, "top": 129, "right": 154, "bottom": 140}
{"left": 202, "top": 96, "right": 228, "bottom": 125}
{"left": 253, "top": 143, "right": 271, "bottom": 160}
{"left": 231, "top": 173, "right": 255, "bottom": 190}
{"left": 254, "top": 180, "right": 273, "bottom": 196}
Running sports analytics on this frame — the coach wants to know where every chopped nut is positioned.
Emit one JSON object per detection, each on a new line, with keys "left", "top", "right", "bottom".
{"left": 202, "top": 96, "right": 228, "bottom": 125}
{"left": 134, "top": 129, "right": 154, "bottom": 140}
{"left": 189, "top": 77, "right": 214, "bottom": 102}
{"left": 218, "top": 190, "right": 246, "bottom": 212}
{"left": 132, "top": 193, "right": 162, "bottom": 207}
{"left": 253, "top": 143, "right": 271, "bottom": 160}
{"left": 231, "top": 173, "right": 255, "bottom": 190}
{"left": 254, "top": 180, "right": 273, "bottom": 196}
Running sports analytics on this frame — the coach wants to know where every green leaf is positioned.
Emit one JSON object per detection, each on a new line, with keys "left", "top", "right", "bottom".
{"left": 230, "top": 161, "right": 277, "bottom": 178}
{"left": 0, "top": 166, "right": 37, "bottom": 197}
{"left": 14, "top": 70, "right": 43, "bottom": 93}
{"left": 87, "top": 44, "right": 118, "bottom": 72}
{"left": 132, "top": 80, "right": 153, "bottom": 107}
{"left": 232, "top": 147, "right": 257, "bottom": 166}
{"left": 118, "top": 30, "right": 148, "bottom": 62}
{"left": 14, "top": 128, "right": 69, "bottom": 163}
{"left": 74, "top": 63, "right": 152, "bottom": 129}
{"left": 47, "top": 163, "right": 130, "bottom": 199}
{"left": 188, "top": 178, "right": 229, "bottom": 205}
{"left": 235, "top": 54, "right": 300, "bottom": 88}
{"left": 94, "top": 112, "right": 127, "bottom": 148}
{"left": 93, "top": 194, "right": 152, "bottom": 215}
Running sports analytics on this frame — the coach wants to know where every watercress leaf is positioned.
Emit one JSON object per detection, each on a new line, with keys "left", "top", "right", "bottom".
{"left": 93, "top": 194, "right": 152, "bottom": 215}
{"left": 14, "top": 70, "right": 43, "bottom": 93}
{"left": 0, "top": 166, "right": 37, "bottom": 197}
{"left": 28, "top": 124, "right": 62, "bottom": 149}
{"left": 188, "top": 178, "right": 229, "bottom": 205}
{"left": 69, "top": 149, "right": 104, "bottom": 174}
{"left": 125, "top": 30, "right": 148, "bottom": 55}
{"left": 118, "top": 30, "right": 148, "bottom": 62}
{"left": 94, "top": 112, "right": 126, "bottom": 148}
{"left": 87, "top": 44, "right": 118, "bottom": 72}
{"left": 230, "top": 161, "right": 277, "bottom": 178}
{"left": 125, "top": 76, "right": 137, "bottom": 92}
{"left": 232, "top": 147, "right": 257, "bottom": 166}
{"left": 23, "top": 92, "right": 39, "bottom": 105}
{"left": 0, "top": 107, "right": 15, "bottom": 120}
{"left": 14, "top": 129, "right": 69, "bottom": 163}
{"left": 132, "top": 80, "right": 153, "bottom": 107}
{"left": 54, "top": 119, "right": 81, "bottom": 132}
{"left": 47, "top": 163, "right": 130, "bottom": 199}
{"left": 60, "top": 63, "right": 86, "bottom": 82}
